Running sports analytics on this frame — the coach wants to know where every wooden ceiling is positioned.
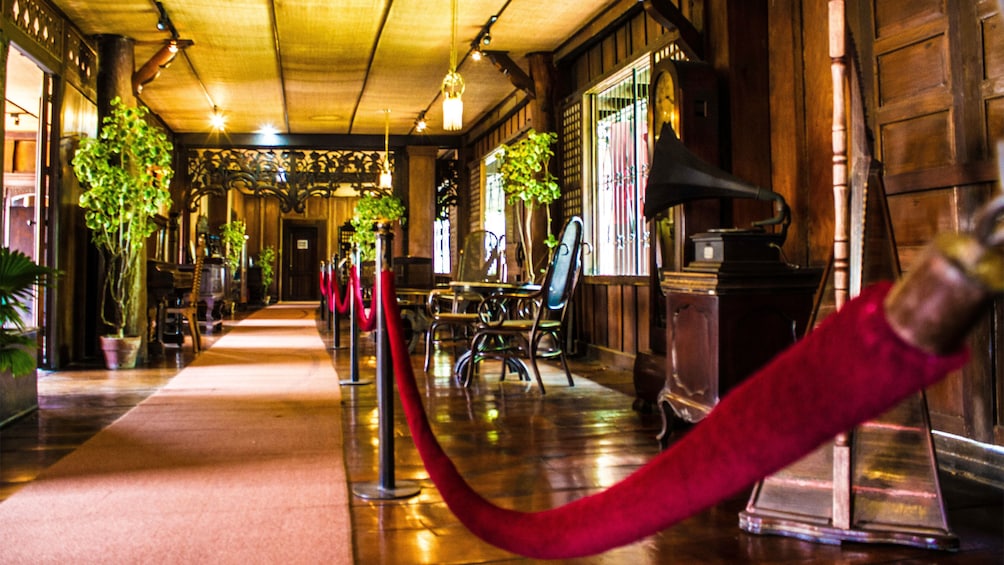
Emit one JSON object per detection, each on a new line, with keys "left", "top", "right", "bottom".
{"left": 34, "top": 0, "right": 615, "bottom": 136}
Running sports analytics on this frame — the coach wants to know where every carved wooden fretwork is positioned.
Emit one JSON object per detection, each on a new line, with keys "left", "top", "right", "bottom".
{"left": 64, "top": 26, "right": 96, "bottom": 94}
{"left": 186, "top": 148, "right": 394, "bottom": 213}
{"left": 6, "top": 0, "right": 63, "bottom": 62}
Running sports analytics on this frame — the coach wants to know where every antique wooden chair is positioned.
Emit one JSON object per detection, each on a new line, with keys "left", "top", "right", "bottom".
{"left": 165, "top": 237, "right": 205, "bottom": 354}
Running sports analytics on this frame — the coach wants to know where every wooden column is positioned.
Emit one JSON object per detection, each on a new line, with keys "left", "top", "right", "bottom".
{"left": 525, "top": 52, "right": 557, "bottom": 276}
{"left": 406, "top": 145, "right": 438, "bottom": 259}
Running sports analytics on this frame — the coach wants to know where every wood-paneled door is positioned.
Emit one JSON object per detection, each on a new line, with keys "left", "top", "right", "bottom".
{"left": 282, "top": 222, "right": 321, "bottom": 302}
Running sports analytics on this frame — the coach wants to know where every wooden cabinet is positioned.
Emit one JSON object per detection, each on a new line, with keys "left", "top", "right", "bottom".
{"left": 658, "top": 267, "right": 819, "bottom": 439}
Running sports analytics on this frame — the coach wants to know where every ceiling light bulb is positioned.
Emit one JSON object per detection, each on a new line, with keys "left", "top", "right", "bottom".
{"left": 210, "top": 108, "right": 226, "bottom": 131}
{"left": 482, "top": 34, "right": 492, "bottom": 46}
{"left": 471, "top": 49, "right": 482, "bottom": 62}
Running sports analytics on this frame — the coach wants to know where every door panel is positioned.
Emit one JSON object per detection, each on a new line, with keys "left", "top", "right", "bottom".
{"left": 284, "top": 225, "right": 319, "bottom": 301}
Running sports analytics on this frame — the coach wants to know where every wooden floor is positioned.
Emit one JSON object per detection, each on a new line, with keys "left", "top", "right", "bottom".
{"left": 2, "top": 306, "right": 1001, "bottom": 564}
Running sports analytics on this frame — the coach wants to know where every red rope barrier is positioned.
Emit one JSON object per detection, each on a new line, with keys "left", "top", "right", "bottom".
{"left": 327, "top": 268, "right": 351, "bottom": 315}
{"left": 351, "top": 268, "right": 376, "bottom": 331}
{"left": 319, "top": 268, "right": 330, "bottom": 303}
{"left": 379, "top": 270, "right": 967, "bottom": 559}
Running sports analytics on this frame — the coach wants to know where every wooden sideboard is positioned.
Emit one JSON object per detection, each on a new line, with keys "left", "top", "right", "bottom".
{"left": 657, "top": 266, "right": 820, "bottom": 444}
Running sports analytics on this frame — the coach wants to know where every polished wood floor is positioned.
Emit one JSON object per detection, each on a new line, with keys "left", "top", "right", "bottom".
{"left": 2, "top": 307, "right": 1001, "bottom": 564}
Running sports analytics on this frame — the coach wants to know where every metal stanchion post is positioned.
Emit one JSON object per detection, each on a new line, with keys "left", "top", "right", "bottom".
{"left": 318, "top": 260, "right": 328, "bottom": 325}
{"left": 353, "top": 221, "right": 420, "bottom": 500}
{"left": 340, "top": 245, "right": 370, "bottom": 386}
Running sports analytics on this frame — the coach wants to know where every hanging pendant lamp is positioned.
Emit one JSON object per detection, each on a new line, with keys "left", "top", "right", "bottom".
{"left": 442, "top": 0, "right": 464, "bottom": 131}
{"left": 379, "top": 109, "right": 393, "bottom": 190}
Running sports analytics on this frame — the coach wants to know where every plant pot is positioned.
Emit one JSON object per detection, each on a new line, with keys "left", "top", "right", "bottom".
{"left": 100, "top": 335, "right": 142, "bottom": 370}
{"left": 0, "top": 339, "right": 37, "bottom": 427}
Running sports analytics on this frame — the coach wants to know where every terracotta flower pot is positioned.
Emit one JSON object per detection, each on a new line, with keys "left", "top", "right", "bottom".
{"left": 99, "top": 336, "right": 142, "bottom": 370}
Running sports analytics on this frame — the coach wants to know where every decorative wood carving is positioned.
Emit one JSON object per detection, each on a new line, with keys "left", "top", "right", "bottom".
{"left": 185, "top": 148, "right": 392, "bottom": 213}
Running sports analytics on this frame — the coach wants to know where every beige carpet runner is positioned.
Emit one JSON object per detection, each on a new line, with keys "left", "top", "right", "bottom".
{"left": 0, "top": 304, "right": 352, "bottom": 564}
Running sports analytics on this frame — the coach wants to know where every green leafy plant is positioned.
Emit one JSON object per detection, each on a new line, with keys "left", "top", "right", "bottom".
{"left": 257, "top": 246, "right": 276, "bottom": 299}
{"left": 73, "top": 97, "right": 173, "bottom": 338}
{"left": 0, "top": 248, "right": 58, "bottom": 377}
{"left": 498, "top": 129, "right": 560, "bottom": 280}
{"left": 219, "top": 219, "right": 247, "bottom": 274}
{"left": 350, "top": 193, "right": 406, "bottom": 260}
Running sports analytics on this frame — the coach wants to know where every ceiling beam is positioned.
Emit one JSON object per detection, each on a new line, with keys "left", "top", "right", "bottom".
{"left": 641, "top": 0, "right": 703, "bottom": 59}
{"left": 349, "top": 0, "right": 395, "bottom": 133}
{"left": 483, "top": 51, "right": 535, "bottom": 98}
{"left": 268, "top": 0, "right": 291, "bottom": 133}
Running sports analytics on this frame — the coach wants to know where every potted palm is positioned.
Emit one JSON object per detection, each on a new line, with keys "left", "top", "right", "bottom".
{"left": 498, "top": 129, "right": 561, "bottom": 281}
{"left": 0, "top": 248, "right": 57, "bottom": 424}
{"left": 73, "top": 97, "right": 173, "bottom": 369}
{"left": 257, "top": 246, "right": 276, "bottom": 304}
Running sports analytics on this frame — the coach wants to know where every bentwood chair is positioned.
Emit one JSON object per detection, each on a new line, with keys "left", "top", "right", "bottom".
{"left": 424, "top": 229, "right": 502, "bottom": 371}
{"left": 165, "top": 236, "right": 206, "bottom": 354}
{"left": 459, "top": 216, "right": 584, "bottom": 393}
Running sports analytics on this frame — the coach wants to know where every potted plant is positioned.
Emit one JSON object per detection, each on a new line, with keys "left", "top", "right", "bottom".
{"left": 220, "top": 219, "right": 247, "bottom": 306}
{"left": 257, "top": 245, "right": 276, "bottom": 304}
{"left": 73, "top": 97, "right": 173, "bottom": 369}
{"left": 219, "top": 219, "right": 247, "bottom": 275}
{"left": 350, "top": 192, "right": 406, "bottom": 260}
{"left": 0, "top": 248, "right": 57, "bottom": 424}
{"left": 498, "top": 129, "right": 561, "bottom": 281}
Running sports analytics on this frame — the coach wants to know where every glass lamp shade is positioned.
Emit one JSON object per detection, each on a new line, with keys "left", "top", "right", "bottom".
{"left": 441, "top": 70, "right": 465, "bottom": 131}
{"left": 379, "top": 166, "right": 393, "bottom": 190}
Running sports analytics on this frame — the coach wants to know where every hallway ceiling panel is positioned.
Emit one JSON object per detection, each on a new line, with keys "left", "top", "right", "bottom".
{"left": 46, "top": 0, "right": 614, "bottom": 136}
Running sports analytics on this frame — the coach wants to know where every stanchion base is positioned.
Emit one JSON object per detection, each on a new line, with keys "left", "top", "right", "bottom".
{"left": 339, "top": 379, "right": 373, "bottom": 386}
{"left": 329, "top": 345, "right": 348, "bottom": 350}
{"left": 352, "top": 480, "right": 420, "bottom": 500}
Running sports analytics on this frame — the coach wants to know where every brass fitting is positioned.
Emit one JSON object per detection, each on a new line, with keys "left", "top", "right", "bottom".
{"left": 884, "top": 195, "right": 1004, "bottom": 354}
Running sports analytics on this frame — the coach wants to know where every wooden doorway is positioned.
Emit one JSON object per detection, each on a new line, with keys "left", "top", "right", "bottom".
{"left": 282, "top": 222, "right": 323, "bottom": 301}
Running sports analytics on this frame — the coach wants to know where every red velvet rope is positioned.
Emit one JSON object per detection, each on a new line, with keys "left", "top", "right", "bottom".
{"left": 327, "top": 268, "right": 351, "bottom": 315}
{"left": 378, "top": 270, "right": 968, "bottom": 559}
{"left": 351, "top": 268, "right": 376, "bottom": 331}
{"left": 319, "top": 269, "right": 330, "bottom": 303}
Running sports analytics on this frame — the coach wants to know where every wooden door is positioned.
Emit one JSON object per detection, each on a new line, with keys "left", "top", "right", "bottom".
{"left": 283, "top": 224, "right": 319, "bottom": 301}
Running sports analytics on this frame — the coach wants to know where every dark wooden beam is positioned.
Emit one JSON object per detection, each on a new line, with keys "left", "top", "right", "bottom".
{"left": 642, "top": 0, "right": 704, "bottom": 59}
{"left": 483, "top": 51, "right": 536, "bottom": 98}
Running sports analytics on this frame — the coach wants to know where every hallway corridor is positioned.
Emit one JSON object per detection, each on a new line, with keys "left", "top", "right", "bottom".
{"left": 1, "top": 307, "right": 1001, "bottom": 563}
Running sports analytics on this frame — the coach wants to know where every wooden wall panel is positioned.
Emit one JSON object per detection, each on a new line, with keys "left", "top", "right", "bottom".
{"left": 987, "top": 96, "right": 1004, "bottom": 141}
{"left": 876, "top": 34, "right": 949, "bottom": 105}
{"left": 886, "top": 189, "right": 958, "bottom": 270}
{"left": 880, "top": 111, "right": 953, "bottom": 175}
{"left": 982, "top": 10, "right": 1004, "bottom": 80}
{"left": 607, "top": 285, "right": 623, "bottom": 351}
{"left": 873, "top": 0, "right": 945, "bottom": 38}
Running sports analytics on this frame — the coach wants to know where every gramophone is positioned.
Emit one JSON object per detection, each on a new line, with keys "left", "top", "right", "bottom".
{"left": 645, "top": 123, "right": 821, "bottom": 432}
{"left": 644, "top": 123, "right": 792, "bottom": 273}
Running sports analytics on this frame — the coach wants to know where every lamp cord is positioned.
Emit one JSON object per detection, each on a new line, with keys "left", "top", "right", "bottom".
{"left": 450, "top": 0, "right": 458, "bottom": 71}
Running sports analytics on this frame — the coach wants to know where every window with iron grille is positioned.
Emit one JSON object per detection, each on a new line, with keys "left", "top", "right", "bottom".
{"left": 587, "top": 60, "right": 650, "bottom": 276}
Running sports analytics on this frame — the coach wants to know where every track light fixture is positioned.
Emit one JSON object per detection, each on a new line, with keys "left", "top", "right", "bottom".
{"left": 471, "top": 14, "right": 499, "bottom": 64}
{"left": 415, "top": 111, "right": 427, "bottom": 132}
{"left": 154, "top": 1, "right": 178, "bottom": 38}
